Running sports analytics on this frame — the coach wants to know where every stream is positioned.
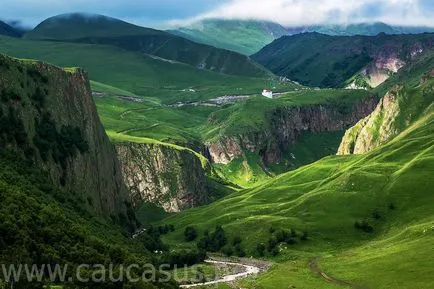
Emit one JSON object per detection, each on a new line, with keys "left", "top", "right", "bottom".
{"left": 179, "top": 259, "right": 261, "bottom": 288}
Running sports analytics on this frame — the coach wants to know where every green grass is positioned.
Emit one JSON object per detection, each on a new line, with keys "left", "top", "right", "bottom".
{"left": 90, "top": 80, "right": 138, "bottom": 97}
{"left": 94, "top": 87, "right": 372, "bottom": 188}
{"left": 214, "top": 152, "right": 273, "bottom": 188}
{"left": 0, "top": 36, "right": 296, "bottom": 104}
{"left": 157, "top": 81, "right": 434, "bottom": 288}
{"left": 25, "top": 13, "right": 271, "bottom": 78}
{"left": 170, "top": 19, "right": 288, "bottom": 55}
{"left": 135, "top": 202, "right": 172, "bottom": 226}
{"left": 204, "top": 89, "right": 371, "bottom": 141}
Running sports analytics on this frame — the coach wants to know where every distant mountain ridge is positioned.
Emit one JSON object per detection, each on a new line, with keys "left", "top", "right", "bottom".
{"left": 286, "top": 22, "right": 434, "bottom": 36}
{"left": 0, "top": 20, "right": 23, "bottom": 37}
{"left": 169, "top": 19, "right": 289, "bottom": 55}
{"left": 171, "top": 20, "right": 434, "bottom": 55}
{"left": 253, "top": 32, "right": 434, "bottom": 88}
{"left": 24, "top": 13, "right": 270, "bottom": 77}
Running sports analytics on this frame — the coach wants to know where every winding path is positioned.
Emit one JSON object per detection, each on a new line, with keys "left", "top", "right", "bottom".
{"left": 179, "top": 259, "right": 261, "bottom": 288}
{"left": 310, "top": 257, "right": 368, "bottom": 289}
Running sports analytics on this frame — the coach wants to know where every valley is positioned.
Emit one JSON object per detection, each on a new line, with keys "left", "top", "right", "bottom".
{"left": 1, "top": 8, "right": 434, "bottom": 289}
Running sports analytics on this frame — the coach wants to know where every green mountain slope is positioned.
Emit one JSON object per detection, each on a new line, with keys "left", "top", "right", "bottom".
{"left": 0, "top": 35, "right": 289, "bottom": 104}
{"left": 0, "top": 54, "right": 184, "bottom": 288}
{"left": 169, "top": 19, "right": 289, "bottom": 55}
{"left": 0, "top": 20, "right": 22, "bottom": 37}
{"left": 24, "top": 13, "right": 270, "bottom": 77}
{"left": 253, "top": 32, "right": 434, "bottom": 88}
{"left": 339, "top": 50, "right": 434, "bottom": 155}
{"left": 24, "top": 13, "right": 164, "bottom": 39}
{"left": 158, "top": 50, "right": 434, "bottom": 288}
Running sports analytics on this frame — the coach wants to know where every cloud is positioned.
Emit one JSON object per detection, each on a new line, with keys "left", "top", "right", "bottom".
{"left": 169, "top": 0, "right": 434, "bottom": 27}
{"left": 2, "top": 0, "right": 434, "bottom": 28}
{"left": 0, "top": 0, "right": 223, "bottom": 27}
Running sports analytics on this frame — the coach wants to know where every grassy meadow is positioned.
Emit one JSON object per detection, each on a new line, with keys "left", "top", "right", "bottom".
{"left": 157, "top": 101, "right": 434, "bottom": 288}
{"left": 0, "top": 35, "right": 297, "bottom": 104}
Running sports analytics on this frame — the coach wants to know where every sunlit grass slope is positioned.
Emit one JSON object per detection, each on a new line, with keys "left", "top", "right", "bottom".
{"left": 0, "top": 36, "right": 296, "bottom": 104}
{"left": 160, "top": 79, "right": 434, "bottom": 288}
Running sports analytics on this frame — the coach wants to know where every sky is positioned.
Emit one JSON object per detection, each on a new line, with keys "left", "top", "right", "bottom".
{"left": 2, "top": 0, "right": 434, "bottom": 28}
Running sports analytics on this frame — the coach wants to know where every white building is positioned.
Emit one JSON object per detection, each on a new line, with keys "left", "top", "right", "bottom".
{"left": 262, "top": 89, "right": 273, "bottom": 98}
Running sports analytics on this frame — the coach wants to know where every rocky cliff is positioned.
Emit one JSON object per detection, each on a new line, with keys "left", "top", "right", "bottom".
{"left": 0, "top": 54, "right": 135, "bottom": 227}
{"left": 337, "top": 89, "right": 402, "bottom": 155}
{"left": 338, "top": 73, "right": 434, "bottom": 155}
{"left": 116, "top": 141, "right": 224, "bottom": 213}
{"left": 207, "top": 97, "right": 379, "bottom": 166}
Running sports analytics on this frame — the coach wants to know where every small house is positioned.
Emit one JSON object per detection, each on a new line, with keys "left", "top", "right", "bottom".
{"left": 262, "top": 89, "right": 273, "bottom": 98}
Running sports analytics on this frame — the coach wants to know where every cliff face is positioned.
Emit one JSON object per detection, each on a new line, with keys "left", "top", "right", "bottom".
{"left": 116, "top": 142, "right": 212, "bottom": 213}
{"left": 0, "top": 54, "right": 134, "bottom": 226}
{"left": 338, "top": 65, "right": 434, "bottom": 155}
{"left": 337, "top": 90, "right": 401, "bottom": 155}
{"left": 207, "top": 97, "right": 378, "bottom": 165}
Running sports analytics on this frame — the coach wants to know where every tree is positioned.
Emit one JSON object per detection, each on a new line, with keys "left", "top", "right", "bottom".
{"left": 234, "top": 244, "right": 245, "bottom": 257}
{"left": 184, "top": 226, "right": 198, "bottom": 242}
{"left": 232, "top": 236, "right": 242, "bottom": 246}
{"left": 256, "top": 243, "right": 266, "bottom": 257}
{"left": 222, "top": 246, "right": 234, "bottom": 257}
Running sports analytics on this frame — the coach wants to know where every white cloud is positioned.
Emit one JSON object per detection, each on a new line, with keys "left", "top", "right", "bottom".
{"left": 168, "top": 0, "right": 434, "bottom": 27}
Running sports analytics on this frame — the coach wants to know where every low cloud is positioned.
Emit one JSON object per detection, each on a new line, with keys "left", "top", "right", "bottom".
{"left": 169, "top": 0, "right": 434, "bottom": 27}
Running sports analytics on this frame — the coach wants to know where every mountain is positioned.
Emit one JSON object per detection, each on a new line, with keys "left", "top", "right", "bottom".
{"left": 0, "top": 35, "right": 287, "bottom": 104}
{"left": 159, "top": 48, "right": 434, "bottom": 288}
{"left": 0, "top": 54, "right": 181, "bottom": 287}
{"left": 253, "top": 32, "right": 434, "bottom": 88}
{"left": 338, "top": 47, "right": 434, "bottom": 155}
{"left": 0, "top": 20, "right": 22, "bottom": 37}
{"left": 0, "top": 54, "right": 134, "bottom": 224}
{"left": 24, "top": 13, "right": 270, "bottom": 77}
{"left": 169, "top": 19, "right": 289, "bottom": 55}
{"left": 287, "top": 22, "right": 434, "bottom": 36}
{"left": 169, "top": 21, "right": 434, "bottom": 56}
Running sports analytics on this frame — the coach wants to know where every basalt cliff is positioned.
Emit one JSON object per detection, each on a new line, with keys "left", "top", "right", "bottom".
{"left": 207, "top": 97, "right": 379, "bottom": 166}
{"left": 0, "top": 54, "right": 135, "bottom": 227}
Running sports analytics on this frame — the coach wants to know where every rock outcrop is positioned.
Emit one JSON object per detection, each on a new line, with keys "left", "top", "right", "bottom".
{"left": 116, "top": 142, "right": 213, "bottom": 212}
{"left": 0, "top": 54, "right": 134, "bottom": 227}
{"left": 207, "top": 97, "right": 379, "bottom": 165}
{"left": 337, "top": 89, "right": 401, "bottom": 155}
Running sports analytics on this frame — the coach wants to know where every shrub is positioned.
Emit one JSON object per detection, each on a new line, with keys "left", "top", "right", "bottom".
{"left": 267, "top": 237, "right": 278, "bottom": 252}
{"left": 184, "top": 226, "right": 198, "bottom": 242}
{"left": 196, "top": 225, "right": 227, "bottom": 252}
{"left": 222, "top": 246, "right": 234, "bottom": 257}
{"left": 234, "top": 244, "right": 245, "bottom": 257}
{"left": 163, "top": 249, "right": 206, "bottom": 268}
{"left": 256, "top": 243, "right": 266, "bottom": 257}
{"left": 270, "top": 247, "right": 279, "bottom": 256}
{"left": 355, "top": 220, "right": 374, "bottom": 233}
{"left": 232, "top": 236, "right": 242, "bottom": 246}
{"left": 372, "top": 210, "right": 382, "bottom": 220}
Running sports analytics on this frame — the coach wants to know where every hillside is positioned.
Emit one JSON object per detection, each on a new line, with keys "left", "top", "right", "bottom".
{"left": 287, "top": 22, "right": 434, "bottom": 36}
{"left": 0, "top": 35, "right": 292, "bottom": 104}
{"left": 24, "top": 13, "right": 270, "bottom": 77}
{"left": 159, "top": 50, "right": 434, "bottom": 288}
{"left": 253, "top": 32, "right": 434, "bottom": 88}
{"left": 0, "top": 20, "right": 22, "bottom": 37}
{"left": 338, "top": 48, "right": 434, "bottom": 154}
{"left": 169, "top": 19, "right": 289, "bottom": 55}
{"left": 0, "top": 54, "right": 187, "bottom": 288}
{"left": 24, "top": 13, "right": 164, "bottom": 39}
